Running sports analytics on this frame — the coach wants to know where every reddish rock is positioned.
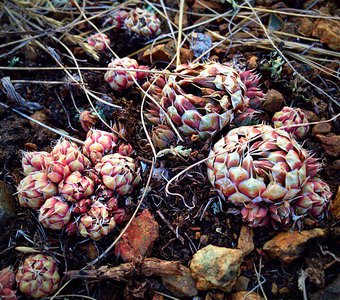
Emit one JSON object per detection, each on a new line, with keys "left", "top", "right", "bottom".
{"left": 312, "top": 19, "right": 340, "bottom": 51}
{"left": 331, "top": 186, "right": 340, "bottom": 220}
{"left": 263, "top": 89, "right": 284, "bottom": 113}
{"left": 29, "top": 110, "right": 49, "bottom": 129}
{"left": 333, "top": 160, "right": 340, "bottom": 170}
{"left": 297, "top": 18, "right": 314, "bottom": 36}
{"left": 247, "top": 56, "right": 258, "bottom": 69}
{"left": 312, "top": 122, "right": 332, "bottom": 135}
{"left": 316, "top": 134, "right": 340, "bottom": 157}
{"left": 115, "top": 209, "right": 159, "bottom": 262}
{"left": 231, "top": 291, "right": 264, "bottom": 300}
{"left": 162, "top": 265, "right": 198, "bottom": 298}
{"left": 142, "top": 40, "right": 193, "bottom": 66}
{"left": 301, "top": 109, "right": 319, "bottom": 122}
{"left": 263, "top": 229, "right": 326, "bottom": 264}
{"left": 237, "top": 226, "right": 254, "bottom": 256}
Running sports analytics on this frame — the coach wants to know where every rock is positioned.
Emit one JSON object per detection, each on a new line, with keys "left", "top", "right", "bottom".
{"left": 142, "top": 40, "right": 193, "bottom": 66}
{"left": 263, "top": 229, "right": 326, "bottom": 264}
{"left": 233, "top": 276, "right": 250, "bottom": 291}
{"left": 331, "top": 186, "right": 340, "bottom": 220}
{"left": 316, "top": 134, "right": 340, "bottom": 157}
{"left": 312, "top": 122, "right": 332, "bottom": 135}
{"left": 237, "top": 226, "right": 254, "bottom": 256}
{"left": 231, "top": 291, "right": 264, "bottom": 300}
{"left": 0, "top": 181, "right": 16, "bottom": 226}
{"left": 333, "top": 160, "right": 340, "bottom": 170}
{"left": 29, "top": 111, "right": 49, "bottom": 129}
{"left": 205, "top": 292, "right": 225, "bottom": 300}
{"left": 247, "top": 56, "right": 258, "bottom": 69}
{"left": 190, "top": 245, "right": 243, "bottom": 291}
{"left": 301, "top": 109, "right": 319, "bottom": 122}
{"left": 115, "top": 209, "right": 159, "bottom": 262}
{"left": 263, "top": 89, "right": 284, "bottom": 113}
{"left": 297, "top": 18, "right": 314, "bottom": 36}
{"left": 310, "top": 275, "right": 340, "bottom": 300}
{"left": 162, "top": 265, "right": 198, "bottom": 298}
{"left": 312, "top": 20, "right": 340, "bottom": 51}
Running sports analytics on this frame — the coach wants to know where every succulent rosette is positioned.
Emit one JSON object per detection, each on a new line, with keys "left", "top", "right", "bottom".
{"left": 58, "top": 171, "right": 95, "bottom": 202}
{"left": 39, "top": 196, "right": 71, "bottom": 230}
{"left": 95, "top": 153, "right": 141, "bottom": 195}
{"left": 0, "top": 267, "right": 16, "bottom": 300}
{"left": 152, "top": 124, "right": 176, "bottom": 149}
{"left": 124, "top": 8, "right": 161, "bottom": 37}
{"left": 87, "top": 33, "right": 110, "bottom": 51}
{"left": 78, "top": 201, "right": 116, "bottom": 241}
{"left": 82, "top": 129, "right": 119, "bottom": 163}
{"left": 295, "top": 177, "right": 332, "bottom": 218}
{"left": 73, "top": 198, "right": 93, "bottom": 214}
{"left": 22, "top": 151, "right": 54, "bottom": 175}
{"left": 47, "top": 161, "right": 70, "bottom": 183}
{"left": 239, "top": 70, "right": 265, "bottom": 109}
{"left": 16, "top": 254, "right": 60, "bottom": 298}
{"left": 118, "top": 143, "right": 134, "bottom": 156}
{"left": 241, "top": 203, "right": 269, "bottom": 227}
{"left": 207, "top": 125, "right": 324, "bottom": 227}
{"left": 142, "top": 73, "right": 167, "bottom": 125}
{"left": 104, "top": 57, "right": 148, "bottom": 91}
{"left": 159, "top": 62, "right": 261, "bottom": 140}
{"left": 103, "top": 9, "right": 129, "bottom": 28}
{"left": 79, "top": 110, "right": 99, "bottom": 132}
{"left": 18, "top": 172, "right": 58, "bottom": 209}
{"left": 272, "top": 106, "right": 309, "bottom": 139}
{"left": 142, "top": 72, "right": 166, "bottom": 102}
{"left": 51, "top": 139, "right": 78, "bottom": 158}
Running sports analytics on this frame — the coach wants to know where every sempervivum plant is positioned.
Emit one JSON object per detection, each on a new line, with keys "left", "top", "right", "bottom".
{"left": 17, "top": 172, "right": 57, "bottom": 209}
{"left": 22, "top": 151, "right": 53, "bottom": 175}
{"left": 16, "top": 254, "right": 60, "bottom": 298}
{"left": 78, "top": 201, "right": 116, "bottom": 241}
{"left": 124, "top": 8, "right": 161, "bottom": 37}
{"left": 152, "top": 124, "right": 176, "bottom": 149}
{"left": 156, "top": 62, "right": 265, "bottom": 141}
{"left": 87, "top": 33, "right": 110, "bottom": 51}
{"left": 207, "top": 125, "right": 331, "bottom": 227}
{"left": 58, "top": 171, "right": 95, "bottom": 202}
{"left": 52, "top": 139, "right": 91, "bottom": 173}
{"left": 79, "top": 110, "right": 99, "bottom": 132}
{"left": 104, "top": 57, "right": 149, "bottom": 91}
{"left": 103, "top": 9, "right": 129, "bottom": 28}
{"left": 295, "top": 177, "right": 332, "bottom": 218}
{"left": 95, "top": 153, "right": 141, "bottom": 195}
{"left": 272, "top": 106, "right": 309, "bottom": 139}
{"left": 0, "top": 267, "right": 16, "bottom": 300}
{"left": 39, "top": 196, "right": 71, "bottom": 230}
{"left": 83, "top": 129, "right": 118, "bottom": 163}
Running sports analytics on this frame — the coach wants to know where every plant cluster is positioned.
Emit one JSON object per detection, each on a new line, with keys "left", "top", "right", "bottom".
{"left": 207, "top": 125, "right": 331, "bottom": 227}
{"left": 87, "top": 8, "right": 161, "bottom": 52}
{"left": 141, "top": 62, "right": 265, "bottom": 147}
{"left": 17, "top": 130, "right": 140, "bottom": 241}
